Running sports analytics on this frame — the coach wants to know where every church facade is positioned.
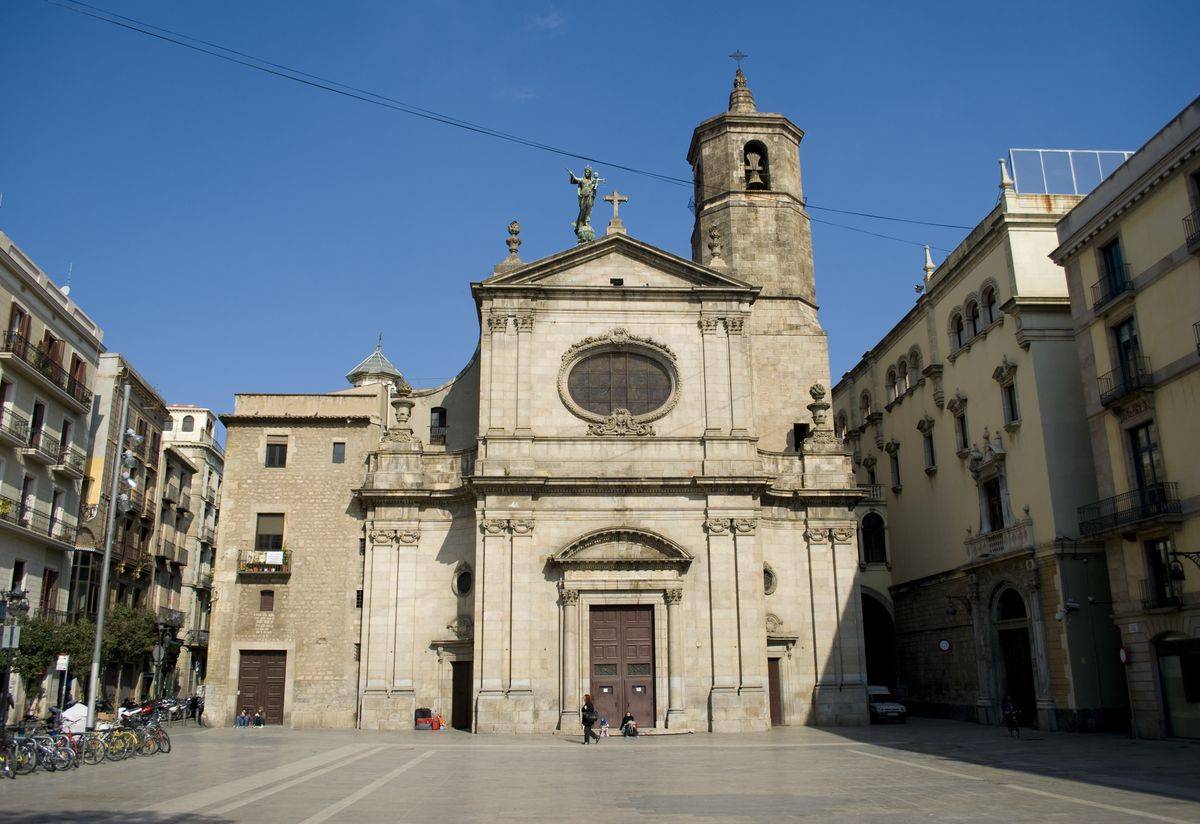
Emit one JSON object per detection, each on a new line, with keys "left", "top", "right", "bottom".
{"left": 204, "top": 71, "right": 869, "bottom": 733}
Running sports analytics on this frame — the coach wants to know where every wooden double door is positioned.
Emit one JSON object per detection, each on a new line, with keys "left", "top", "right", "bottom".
{"left": 237, "top": 651, "right": 286, "bottom": 724}
{"left": 589, "top": 605, "right": 654, "bottom": 727}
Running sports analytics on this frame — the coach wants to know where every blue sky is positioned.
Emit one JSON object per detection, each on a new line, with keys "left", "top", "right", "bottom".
{"left": 1, "top": 0, "right": 1197, "bottom": 428}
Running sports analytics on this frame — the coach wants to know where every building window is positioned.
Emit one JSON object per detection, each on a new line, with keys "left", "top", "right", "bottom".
{"left": 861, "top": 513, "right": 886, "bottom": 564}
{"left": 163, "top": 417, "right": 173, "bottom": 431}
{"left": 1001, "top": 382, "right": 1020, "bottom": 425}
{"left": 452, "top": 564, "right": 473, "bottom": 597}
{"left": 859, "top": 391, "right": 872, "bottom": 418}
{"left": 982, "top": 286, "right": 997, "bottom": 325}
{"left": 954, "top": 410, "right": 969, "bottom": 452}
{"left": 866, "top": 463, "right": 877, "bottom": 486}
{"left": 922, "top": 432, "right": 936, "bottom": 470}
{"left": 886, "top": 369, "right": 898, "bottom": 402}
{"left": 1098, "top": 237, "right": 1127, "bottom": 292}
{"left": 265, "top": 437, "right": 287, "bottom": 468}
{"left": 889, "top": 451, "right": 901, "bottom": 490}
{"left": 181, "top": 415, "right": 195, "bottom": 432}
{"left": 567, "top": 351, "right": 672, "bottom": 417}
{"left": 966, "top": 301, "right": 980, "bottom": 338}
{"left": 951, "top": 313, "right": 965, "bottom": 351}
{"left": 792, "top": 422, "right": 810, "bottom": 450}
{"left": 1128, "top": 421, "right": 1164, "bottom": 489}
{"left": 982, "top": 478, "right": 1005, "bottom": 532}
{"left": 763, "top": 564, "right": 778, "bottom": 595}
{"left": 255, "top": 514, "right": 284, "bottom": 550}
{"left": 908, "top": 348, "right": 921, "bottom": 376}
{"left": 897, "top": 359, "right": 909, "bottom": 393}
{"left": 9, "top": 560, "right": 26, "bottom": 593}
{"left": 835, "top": 413, "right": 848, "bottom": 440}
{"left": 430, "top": 407, "right": 447, "bottom": 445}
{"left": 259, "top": 589, "right": 274, "bottom": 612}
{"left": 1113, "top": 317, "right": 1142, "bottom": 389}
{"left": 332, "top": 441, "right": 346, "bottom": 464}
{"left": 355, "top": 589, "right": 363, "bottom": 608}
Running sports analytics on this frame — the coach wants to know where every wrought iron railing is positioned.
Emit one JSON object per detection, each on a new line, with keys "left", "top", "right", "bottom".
{"left": 27, "top": 429, "right": 60, "bottom": 461}
{"left": 177, "top": 492, "right": 191, "bottom": 512}
{"left": 198, "top": 525, "right": 216, "bottom": 544}
{"left": 55, "top": 444, "right": 86, "bottom": 473}
{"left": 186, "top": 629, "right": 209, "bottom": 647}
{"left": 0, "top": 408, "right": 29, "bottom": 443}
{"left": 0, "top": 332, "right": 91, "bottom": 406}
{"left": 1135, "top": 578, "right": 1182, "bottom": 611}
{"left": 1078, "top": 481, "right": 1181, "bottom": 537}
{"left": 429, "top": 426, "right": 447, "bottom": 445}
{"left": 1097, "top": 356, "right": 1152, "bottom": 406}
{"left": 157, "top": 606, "right": 184, "bottom": 627}
{"left": 238, "top": 548, "right": 291, "bottom": 576}
{"left": 156, "top": 538, "right": 176, "bottom": 562}
{"left": 1090, "top": 263, "right": 1133, "bottom": 309}
{"left": 1185, "top": 208, "right": 1200, "bottom": 251}
{"left": 194, "top": 570, "right": 213, "bottom": 589}
{"left": 0, "top": 494, "right": 77, "bottom": 543}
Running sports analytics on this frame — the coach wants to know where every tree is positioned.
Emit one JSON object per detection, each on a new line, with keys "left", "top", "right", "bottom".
{"left": 8, "top": 616, "right": 59, "bottom": 701}
{"left": 100, "top": 605, "right": 157, "bottom": 700}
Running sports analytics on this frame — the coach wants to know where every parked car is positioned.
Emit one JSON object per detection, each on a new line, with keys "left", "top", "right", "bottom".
{"left": 867, "top": 685, "right": 907, "bottom": 723}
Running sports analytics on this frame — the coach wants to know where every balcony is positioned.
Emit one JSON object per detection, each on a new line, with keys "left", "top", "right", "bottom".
{"left": 238, "top": 548, "right": 291, "bottom": 577}
{"left": 1135, "top": 578, "right": 1182, "bottom": 611}
{"left": 192, "top": 570, "right": 213, "bottom": 589}
{"left": 858, "top": 483, "right": 885, "bottom": 502}
{"left": 0, "top": 495, "right": 77, "bottom": 547}
{"left": 1090, "top": 264, "right": 1134, "bottom": 312}
{"left": 202, "top": 485, "right": 217, "bottom": 505}
{"left": 175, "top": 547, "right": 189, "bottom": 568}
{"left": 1097, "top": 356, "right": 1152, "bottom": 407}
{"left": 155, "top": 538, "right": 176, "bottom": 562}
{"left": 185, "top": 629, "right": 209, "bottom": 647}
{"left": 198, "top": 525, "right": 216, "bottom": 545}
{"left": 965, "top": 518, "right": 1034, "bottom": 563}
{"left": 0, "top": 409, "right": 29, "bottom": 447}
{"left": 177, "top": 492, "right": 191, "bottom": 512}
{"left": 0, "top": 332, "right": 91, "bottom": 411}
{"left": 141, "top": 494, "right": 157, "bottom": 521}
{"left": 21, "top": 430, "right": 60, "bottom": 465}
{"left": 162, "top": 482, "right": 179, "bottom": 505}
{"left": 1185, "top": 208, "right": 1200, "bottom": 255}
{"left": 1078, "top": 481, "right": 1182, "bottom": 537}
{"left": 52, "top": 444, "right": 87, "bottom": 479}
{"left": 429, "top": 425, "right": 447, "bottom": 446}
{"left": 157, "top": 606, "right": 184, "bottom": 628}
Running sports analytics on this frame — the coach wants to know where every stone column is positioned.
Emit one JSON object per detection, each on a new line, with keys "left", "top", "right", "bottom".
{"left": 665, "top": 588, "right": 687, "bottom": 729}
{"left": 966, "top": 579, "right": 996, "bottom": 725}
{"left": 476, "top": 518, "right": 510, "bottom": 699}
{"left": 390, "top": 526, "right": 420, "bottom": 694}
{"left": 1023, "top": 574, "right": 1058, "bottom": 731}
{"left": 508, "top": 517, "right": 535, "bottom": 695}
{"left": 514, "top": 314, "right": 534, "bottom": 435}
{"left": 364, "top": 530, "right": 397, "bottom": 692}
{"left": 725, "top": 316, "right": 752, "bottom": 435}
{"left": 559, "top": 586, "right": 580, "bottom": 730}
{"left": 699, "top": 316, "right": 730, "bottom": 435}
{"left": 705, "top": 517, "right": 741, "bottom": 730}
{"left": 486, "top": 313, "right": 510, "bottom": 433}
{"left": 733, "top": 519, "right": 767, "bottom": 696}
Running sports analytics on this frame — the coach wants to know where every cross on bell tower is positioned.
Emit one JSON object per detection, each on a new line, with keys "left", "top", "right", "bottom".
{"left": 603, "top": 190, "right": 629, "bottom": 236}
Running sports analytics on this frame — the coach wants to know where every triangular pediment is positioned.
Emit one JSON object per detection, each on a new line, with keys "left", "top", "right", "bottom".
{"left": 476, "top": 234, "right": 757, "bottom": 294}
{"left": 550, "top": 527, "right": 693, "bottom": 567}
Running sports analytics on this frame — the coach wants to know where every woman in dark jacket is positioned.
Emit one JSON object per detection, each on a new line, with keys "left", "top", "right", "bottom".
{"left": 581, "top": 694, "right": 599, "bottom": 745}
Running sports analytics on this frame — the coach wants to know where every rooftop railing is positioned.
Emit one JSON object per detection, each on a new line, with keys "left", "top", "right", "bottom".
{"left": 1078, "top": 481, "right": 1181, "bottom": 537}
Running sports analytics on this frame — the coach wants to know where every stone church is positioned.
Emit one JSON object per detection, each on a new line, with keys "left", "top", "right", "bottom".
{"left": 205, "top": 70, "right": 868, "bottom": 733}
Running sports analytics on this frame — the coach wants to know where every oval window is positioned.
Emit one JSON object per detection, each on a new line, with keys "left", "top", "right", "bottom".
{"left": 567, "top": 351, "right": 671, "bottom": 417}
{"left": 453, "top": 567, "right": 473, "bottom": 597}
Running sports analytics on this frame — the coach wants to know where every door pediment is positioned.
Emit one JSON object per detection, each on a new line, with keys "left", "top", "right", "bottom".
{"left": 550, "top": 527, "right": 693, "bottom": 568}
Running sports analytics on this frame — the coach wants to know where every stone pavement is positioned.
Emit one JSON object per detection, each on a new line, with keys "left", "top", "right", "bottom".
{"left": 5, "top": 719, "right": 1199, "bottom": 822}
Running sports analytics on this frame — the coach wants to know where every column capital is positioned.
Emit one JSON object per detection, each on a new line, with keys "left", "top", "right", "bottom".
{"left": 560, "top": 586, "right": 580, "bottom": 605}
{"left": 486, "top": 313, "right": 510, "bottom": 334}
{"left": 480, "top": 518, "right": 509, "bottom": 535}
{"left": 703, "top": 517, "right": 731, "bottom": 535}
{"left": 396, "top": 528, "right": 421, "bottom": 545}
{"left": 724, "top": 315, "right": 746, "bottom": 335}
{"left": 733, "top": 518, "right": 757, "bottom": 535}
{"left": 664, "top": 588, "right": 684, "bottom": 605}
{"left": 511, "top": 518, "right": 535, "bottom": 535}
{"left": 515, "top": 313, "right": 534, "bottom": 332}
{"left": 368, "top": 529, "right": 397, "bottom": 545}
{"left": 698, "top": 315, "right": 724, "bottom": 335}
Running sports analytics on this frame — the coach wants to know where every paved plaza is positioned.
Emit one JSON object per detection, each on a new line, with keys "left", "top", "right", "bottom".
{"left": 5, "top": 719, "right": 1199, "bottom": 822}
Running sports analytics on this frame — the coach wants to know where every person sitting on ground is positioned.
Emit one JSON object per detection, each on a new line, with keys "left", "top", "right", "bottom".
{"left": 253, "top": 707, "right": 265, "bottom": 728}
{"left": 621, "top": 712, "right": 638, "bottom": 737}
{"left": 236, "top": 708, "right": 250, "bottom": 728}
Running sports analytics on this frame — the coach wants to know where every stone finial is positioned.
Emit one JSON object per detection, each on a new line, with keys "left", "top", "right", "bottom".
{"left": 493, "top": 220, "right": 523, "bottom": 273}
{"left": 998, "top": 158, "right": 1015, "bottom": 192}
{"left": 922, "top": 244, "right": 936, "bottom": 288}
{"left": 728, "top": 66, "right": 757, "bottom": 113}
{"left": 807, "top": 383, "right": 830, "bottom": 426}
{"left": 706, "top": 225, "right": 726, "bottom": 267}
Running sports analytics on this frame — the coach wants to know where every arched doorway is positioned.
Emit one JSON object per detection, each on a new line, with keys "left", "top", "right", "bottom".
{"left": 861, "top": 591, "right": 896, "bottom": 688}
{"left": 1155, "top": 634, "right": 1200, "bottom": 738}
{"left": 994, "top": 587, "right": 1037, "bottom": 728}
{"left": 860, "top": 513, "right": 887, "bottom": 565}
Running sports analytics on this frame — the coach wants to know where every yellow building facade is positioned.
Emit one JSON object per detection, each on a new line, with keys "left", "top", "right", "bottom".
{"left": 1052, "top": 95, "right": 1200, "bottom": 739}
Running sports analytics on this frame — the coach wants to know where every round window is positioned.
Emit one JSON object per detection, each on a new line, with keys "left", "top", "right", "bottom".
{"left": 567, "top": 351, "right": 671, "bottom": 417}
{"left": 453, "top": 566, "right": 473, "bottom": 597}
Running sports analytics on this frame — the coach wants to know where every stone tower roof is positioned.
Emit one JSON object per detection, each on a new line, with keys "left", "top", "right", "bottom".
{"left": 346, "top": 342, "right": 409, "bottom": 390}
{"left": 728, "top": 66, "right": 756, "bottom": 113}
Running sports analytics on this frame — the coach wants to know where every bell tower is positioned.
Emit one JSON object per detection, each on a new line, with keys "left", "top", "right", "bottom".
{"left": 687, "top": 67, "right": 815, "bottom": 304}
{"left": 687, "top": 69, "right": 829, "bottom": 452}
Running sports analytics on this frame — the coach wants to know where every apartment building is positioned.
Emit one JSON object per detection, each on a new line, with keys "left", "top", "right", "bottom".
{"left": 1051, "top": 95, "right": 1200, "bottom": 739}
{"left": 833, "top": 163, "right": 1128, "bottom": 732}
{"left": 0, "top": 230, "right": 103, "bottom": 631}
{"left": 163, "top": 404, "right": 222, "bottom": 693}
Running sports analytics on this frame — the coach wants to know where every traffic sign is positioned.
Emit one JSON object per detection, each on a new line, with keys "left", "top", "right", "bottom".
{"left": 56, "top": 654, "right": 69, "bottom": 672}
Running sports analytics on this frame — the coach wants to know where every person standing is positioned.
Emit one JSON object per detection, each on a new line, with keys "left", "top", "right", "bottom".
{"left": 581, "top": 694, "right": 599, "bottom": 745}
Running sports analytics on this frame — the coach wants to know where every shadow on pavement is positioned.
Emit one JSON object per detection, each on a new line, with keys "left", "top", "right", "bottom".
{"left": 0, "top": 815, "right": 230, "bottom": 824}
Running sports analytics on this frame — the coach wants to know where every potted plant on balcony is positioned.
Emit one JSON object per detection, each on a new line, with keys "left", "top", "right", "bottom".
{"left": 0, "top": 499, "right": 12, "bottom": 520}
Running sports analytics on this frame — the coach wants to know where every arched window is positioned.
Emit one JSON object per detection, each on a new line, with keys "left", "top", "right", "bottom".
{"left": 861, "top": 513, "right": 887, "bottom": 564}
{"left": 743, "top": 140, "right": 770, "bottom": 190}
{"left": 983, "top": 286, "right": 998, "bottom": 325}
{"left": 430, "top": 407, "right": 448, "bottom": 445}
{"left": 951, "top": 313, "right": 965, "bottom": 351}
{"left": 860, "top": 391, "right": 873, "bottom": 418}
{"left": 966, "top": 302, "right": 980, "bottom": 338}
{"left": 909, "top": 348, "right": 921, "bottom": 376}
{"left": 181, "top": 415, "right": 195, "bottom": 432}
{"left": 997, "top": 588, "right": 1027, "bottom": 621}
{"left": 897, "top": 359, "right": 909, "bottom": 393}
{"left": 835, "top": 412, "right": 848, "bottom": 440}
{"left": 886, "top": 369, "right": 898, "bottom": 402}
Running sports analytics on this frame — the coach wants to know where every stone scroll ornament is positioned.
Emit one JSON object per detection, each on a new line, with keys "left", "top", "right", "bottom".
{"left": 567, "top": 166, "right": 605, "bottom": 244}
{"left": 587, "top": 409, "right": 655, "bottom": 436}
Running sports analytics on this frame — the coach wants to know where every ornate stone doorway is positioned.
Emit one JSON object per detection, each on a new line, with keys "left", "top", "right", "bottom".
{"left": 995, "top": 588, "right": 1037, "bottom": 728}
{"left": 589, "top": 605, "right": 655, "bottom": 727}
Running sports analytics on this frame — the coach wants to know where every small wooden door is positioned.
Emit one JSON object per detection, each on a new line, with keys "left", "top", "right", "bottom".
{"left": 589, "top": 605, "right": 655, "bottom": 727}
{"left": 767, "top": 658, "right": 783, "bottom": 726}
{"left": 451, "top": 660, "right": 472, "bottom": 731}
{"left": 237, "top": 651, "right": 287, "bottom": 724}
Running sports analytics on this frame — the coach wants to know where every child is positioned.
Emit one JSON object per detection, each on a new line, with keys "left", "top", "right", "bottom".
{"left": 598, "top": 718, "right": 609, "bottom": 738}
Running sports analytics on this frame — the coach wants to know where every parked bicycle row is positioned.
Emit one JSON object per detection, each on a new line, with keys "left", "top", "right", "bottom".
{"left": 0, "top": 703, "right": 173, "bottom": 779}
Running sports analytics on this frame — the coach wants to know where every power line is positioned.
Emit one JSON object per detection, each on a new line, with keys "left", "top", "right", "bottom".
{"left": 44, "top": 0, "right": 969, "bottom": 250}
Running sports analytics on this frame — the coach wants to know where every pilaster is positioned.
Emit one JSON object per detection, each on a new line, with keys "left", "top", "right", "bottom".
{"left": 700, "top": 316, "right": 731, "bottom": 435}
